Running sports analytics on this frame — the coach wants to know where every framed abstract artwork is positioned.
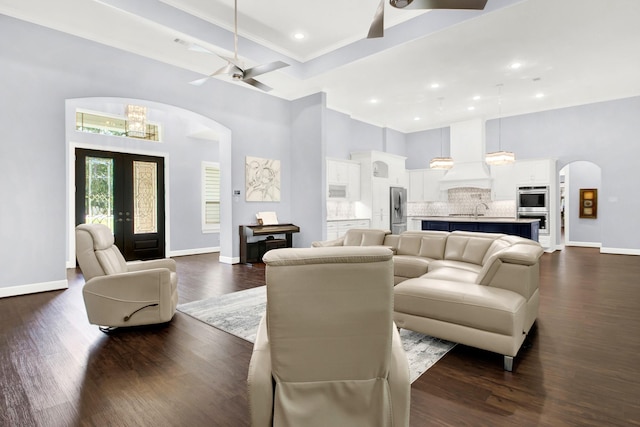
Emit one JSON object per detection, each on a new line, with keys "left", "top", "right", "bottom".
{"left": 579, "top": 188, "right": 597, "bottom": 219}
{"left": 245, "top": 156, "right": 281, "bottom": 202}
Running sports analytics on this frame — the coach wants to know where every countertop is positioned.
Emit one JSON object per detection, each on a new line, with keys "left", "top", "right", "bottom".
{"left": 327, "top": 218, "right": 370, "bottom": 222}
{"left": 409, "top": 216, "right": 539, "bottom": 224}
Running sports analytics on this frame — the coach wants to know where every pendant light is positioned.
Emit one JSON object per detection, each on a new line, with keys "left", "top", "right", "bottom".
{"left": 486, "top": 84, "right": 515, "bottom": 165}
{"left": 430, "top": 98, "right": 453, "bottom": 170}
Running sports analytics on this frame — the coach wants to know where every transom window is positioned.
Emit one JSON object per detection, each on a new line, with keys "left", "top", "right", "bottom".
{"left": 76, "top": 111, "right": 160, "bottom": 141}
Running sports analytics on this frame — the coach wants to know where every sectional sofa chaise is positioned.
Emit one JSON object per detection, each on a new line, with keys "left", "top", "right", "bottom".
{"left": 312, "top": 229, "right": 544, "bottom": 371}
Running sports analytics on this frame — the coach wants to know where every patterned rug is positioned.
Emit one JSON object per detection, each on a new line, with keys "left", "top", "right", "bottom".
{"left": 177, "top": 286, "right": 455, "bottom": 383}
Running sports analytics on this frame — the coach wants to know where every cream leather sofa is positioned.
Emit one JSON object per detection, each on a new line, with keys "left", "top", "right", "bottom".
{"left": 248, "top": 246, "right": 410, "bottom": 426}
{"left": 313, "top": 229, "right": 544, "bottom": 370}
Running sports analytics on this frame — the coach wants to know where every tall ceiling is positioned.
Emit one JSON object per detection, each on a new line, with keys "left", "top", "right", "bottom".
{"left": 2, "top": 0, "right": 640, "bottom": 132}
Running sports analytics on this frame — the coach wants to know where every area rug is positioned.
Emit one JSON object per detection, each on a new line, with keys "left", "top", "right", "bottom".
{"left": 178, "top": 286, "right": 455, "bottom": 383}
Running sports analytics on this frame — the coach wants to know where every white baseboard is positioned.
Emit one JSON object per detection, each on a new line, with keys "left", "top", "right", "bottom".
{"left": 219, "top": 255, "right": 240, "bottom": 264}
{"left": 565, "top": 241, "right": 602, "bottom": 248}
{"left": 0, "top": 280, "right": 68, "bottom": 298}
{"left": 169, "top": 247, "right": 220, "bottom": 257}
{"left": 601, "top": 247, "right": 640, "bottom": 256}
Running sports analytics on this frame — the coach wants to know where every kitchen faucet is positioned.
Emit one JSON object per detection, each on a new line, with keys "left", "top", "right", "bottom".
{"left": 474, "top": 202, "right": 489, "bottom": 219}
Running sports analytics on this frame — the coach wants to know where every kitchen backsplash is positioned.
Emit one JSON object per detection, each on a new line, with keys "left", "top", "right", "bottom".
{"left": 329, "top": 188, "right": 516, "bottom": 219}
{"left": 408, "top": 187, "right": 516, "bottom": 218}
{"left": 326, "top": 200, "right": 356, "bottom": 219}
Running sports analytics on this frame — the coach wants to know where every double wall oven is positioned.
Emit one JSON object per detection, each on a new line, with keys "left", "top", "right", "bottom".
{"left": 517, "top": 186, "right": 549, "bottom": 235}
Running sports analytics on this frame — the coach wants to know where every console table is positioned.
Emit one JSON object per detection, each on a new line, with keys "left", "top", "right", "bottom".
{"left": 239, "top": 223, "right": 300, "bottom": 264}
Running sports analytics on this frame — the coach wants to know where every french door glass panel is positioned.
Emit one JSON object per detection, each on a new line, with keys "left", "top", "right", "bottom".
{"left": 85, "top": 156, "right": 114, "bottom": 232}
{"left": 133, "top": 160, "right": 158, "bottom": 234}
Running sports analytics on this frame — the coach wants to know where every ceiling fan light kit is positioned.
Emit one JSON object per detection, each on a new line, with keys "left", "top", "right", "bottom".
{"left": 178, "top": 0, "right": 288, "bottom": 92}
{"left": 368, "top": 0, "right": 488, "bottom": 39}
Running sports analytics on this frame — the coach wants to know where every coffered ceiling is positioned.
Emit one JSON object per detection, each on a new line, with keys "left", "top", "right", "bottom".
{"left": 2, "top": 0, "right": 640, "bottom": 132}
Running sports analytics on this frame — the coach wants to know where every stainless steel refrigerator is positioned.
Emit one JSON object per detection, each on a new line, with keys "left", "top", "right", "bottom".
{"left": 390, "top": 186, "right": 407, "bottom": 235}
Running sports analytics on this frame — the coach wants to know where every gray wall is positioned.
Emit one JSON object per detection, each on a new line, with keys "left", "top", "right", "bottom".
{"left": 291, "top": 93, "right": 327, "bottom": 248}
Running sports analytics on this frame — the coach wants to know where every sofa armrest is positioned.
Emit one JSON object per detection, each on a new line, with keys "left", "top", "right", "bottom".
{"left": 247, "top": 315, "right": 274, "bottom": 427}
{"left": 82, "top": 268, "right": 174, "bottom": 326}
{"left": 495, "top": 244, "right": 544, "bottom": 266}
{"left": 389, "top": 323, "right": 411, "bottom": 427}
{"left": 479, "top": 244, "right": 543, "bottom": 300}
{"left": 311, "top": 236, "right": 345, "bottom": 247}
{"left": 127, "top": 258, "right": 176, "bottom": 272}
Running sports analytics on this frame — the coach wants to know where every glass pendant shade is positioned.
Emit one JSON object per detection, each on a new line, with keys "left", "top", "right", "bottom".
{"left": 430, "top": 156, "right": 454, "bottom": 170}
{"left": 485, "top": 150, "right": 515, "bottom": 165}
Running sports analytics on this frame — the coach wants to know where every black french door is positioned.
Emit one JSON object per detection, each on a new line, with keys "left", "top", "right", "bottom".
{"left": 75, "top": 148, "right": 165, "bottom": 260}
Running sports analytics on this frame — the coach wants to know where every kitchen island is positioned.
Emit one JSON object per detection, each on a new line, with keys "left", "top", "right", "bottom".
{"left": 412, "top": 216, "right": 540, "bottom": 241}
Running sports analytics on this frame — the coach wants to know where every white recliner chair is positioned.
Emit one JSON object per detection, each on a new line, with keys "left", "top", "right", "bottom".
{"left": 247, "top": 246, "right": 410, "bottom": 427}
{"left": 75, "top": 223, "right": 178, "bottom": 331}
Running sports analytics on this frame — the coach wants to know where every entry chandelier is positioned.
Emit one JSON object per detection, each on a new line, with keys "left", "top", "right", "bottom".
{"left": 485, "top": 84, "right": 515, "bottom": 165}
{"left": 125, "top": 104, "right": 147, "bottom": 138}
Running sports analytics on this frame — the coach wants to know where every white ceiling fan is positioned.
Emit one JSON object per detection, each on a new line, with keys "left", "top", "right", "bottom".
{"left": 176, "top": 0, "right": 288, "bottom": 92}
{"left": 367, "top": 0, "right": 488, "bottom": 38}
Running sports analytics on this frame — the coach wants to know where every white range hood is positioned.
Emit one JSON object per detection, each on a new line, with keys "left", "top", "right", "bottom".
{"left": 439, "top": 118, "right": 492, "bottom": 191}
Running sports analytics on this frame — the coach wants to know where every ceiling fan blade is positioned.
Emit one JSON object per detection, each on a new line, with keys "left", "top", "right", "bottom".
{"left": 367, "top": 0, "right": 385, "bottom": 39}
{"left": 189, "top": 76, "right": 211, "bottom": 86}
{"left": 243, "top": 61, "right": 289, "bottom": 80}
{"left": 242, "top": 78, "right": 273, "bottom": 92}
{"left": 391, "top": 0, "right": 487, "bottom": 10}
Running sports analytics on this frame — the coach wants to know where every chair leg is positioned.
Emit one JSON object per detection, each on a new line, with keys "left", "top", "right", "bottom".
{"left": 503, "top": 355, "right": 514, "bottom": 372}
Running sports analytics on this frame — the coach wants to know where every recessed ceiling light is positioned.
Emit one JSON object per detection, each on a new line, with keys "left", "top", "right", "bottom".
{"left": 414, "top": 117, "right": 421, "bottom": 121}
{"left": 468, "top": 106, "right": 475, "bottom": 111}
{"left": 510, "top": 62, "right": 522, "bottom": 69}
{"left": 473, "top": 95, "right": 481, "bottom": 101}
{"left": 369, "top": 98, "right": 379, "bottom": 104}
{"left": 293, "top": 32, "right": 305, "bottom": 40}
{"left": 535, "top": 92, "right": 545, "bottom": 98}
{"left": 430, "top": 83, "right": 440, "bottom": 89}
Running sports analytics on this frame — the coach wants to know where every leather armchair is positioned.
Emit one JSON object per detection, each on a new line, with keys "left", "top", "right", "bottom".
{"left": 75, "top": 223, "right": 178, "bottom": 330}
{"left": 247, "top": 246, "right": 410, "bottom": 427}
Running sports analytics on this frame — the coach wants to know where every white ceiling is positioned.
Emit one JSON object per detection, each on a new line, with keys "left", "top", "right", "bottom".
{"left": 2, "top": 0, "right": 640, "bottom": 132}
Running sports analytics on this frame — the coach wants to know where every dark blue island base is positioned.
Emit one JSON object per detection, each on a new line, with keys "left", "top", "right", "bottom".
{"left": 420, "top": 218, "right": 540, "bottom": 241}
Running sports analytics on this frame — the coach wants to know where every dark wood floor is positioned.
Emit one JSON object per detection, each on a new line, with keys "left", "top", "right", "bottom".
{"left": 1, "top": 247, "right": 639, "bottom": 426}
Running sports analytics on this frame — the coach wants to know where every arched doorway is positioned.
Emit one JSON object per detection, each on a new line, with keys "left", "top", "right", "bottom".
{"left": 65, "top": 97, "right": 233, "bottom": 266}
{"left": 559, "top": 161, "right": 602, "bottom": 248}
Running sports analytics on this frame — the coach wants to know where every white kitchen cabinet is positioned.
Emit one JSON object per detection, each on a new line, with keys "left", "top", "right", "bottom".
{"left": 408, "top": 218, "right": 423, "bottom": 231}
{"left": 327, "top": 158, "right": 349, "bottom": 184}
{"left": 326, "top": 219, "right": 370, "bottom": 240}
{"left": 326, "top": 158, "right": 361, "bottom": 201}
{"left": 351, "top": 151, "right": 407, "bottom": 231}
{"left": 491, "top": 163, "right": 516, "bottom": 201}
{"left": 408, "top": 170, "right": 424, "bottom": 202}
{"left": 407, "top": 169, "right": 445, "bottom": 202}
{"left": 326, "top": 221, "right": 340, "bottom": 240}
{"left": 371, "top": 178, "right": 390, "bottom": 229}
{"left": 514, "top": 159, "right": 554, "bottom": 186}
{"left": 348, "top": 163, "right": 361, "bottom": 201}
{"left": 422, "top": 169, "right": 447, "bottom": 201}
